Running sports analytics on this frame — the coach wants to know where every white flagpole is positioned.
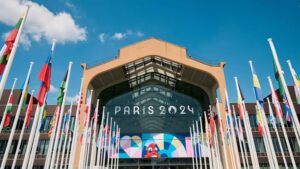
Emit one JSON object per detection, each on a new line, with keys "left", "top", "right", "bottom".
{"left": 190, "top": 127, "right": 195, "bottom": 169}
{"left": 249, "top": 59, "right": 278, "bottom": 169}
{"left": 21, "top": 96, "right": 42, "bottom": 169}
{"left": 213, "top": 121, "right": 223, "bottom": 169}
{"left": 112, "top": 125, "right": 119, "bottom": 169}
{"left": 199, "top": 117, "right": 206, "bottom": 169}
{"left": 84, "top": 126, "right": 92, "bottom": 169}
{"left": 0, "top": 61, "right": 33, "bottom": 169}
{"left": 100, "top": 113, "right": 109, "bottom": 168}
{"left": 267, "top": 76, "right": 297, "bottom": 168}
{"left": 68, "top": 77, "right": 84, "bottom": 169}
{"left": 96, "top": 109, "right": 106, "bottom": 166}
{"left": 64, "top": 118, "right": 74, "bottom": 169}
{"left": 216, "top": 98, "right": 229, "bottom": 169}
{"left": 204, "top": 113, "right": 212, "bottom": 169}
{"left": 232, "top": 106, "right": 248, "bottom": 169}
{"left": 60, "top": 103, "right": 74, "bottom": 169}
{"left": 110, "top": 125, "right": 117, "bottom": 169}
{"left": 192, "top": 124, "right": 199, "bottom": 169}
{"left": 79, "top": 90, "right": 93, "bottom": 169}
{"left": 116, "top": 128, "right": 121, "bottom": 169}
{"left": 90, "top": 99, "right": 99, "bottom": 168}
{"left": 44, "top": 105, "right": 61, "bottom": 169}
{"left": 287, "top": 60, "right": 300, "bottom": 104}
{"left": 267, "top": 98, "right": 288, "bottom": 169}
{"left": 27, "top": 96, "right": 47, "bottom": 169}
{"left": 11, "top": 90, "right": 34, "bottom": 169}
{"left": 49, "top": 62, "right": 73, "bottom": 169}
{"left": 0, "top": 78, "right": 17, "bottom": 133}
{"left": 268, "top": 38, "right": 300, "bottom": 144}
{"left": 234, "top": 77, "right": 260, "bottom": 168}
{"left": 195, "top": 120, "right": 202, "bottom": 169}
{"left": 225, "top": 90, "right": 241, "bottom": 169}
{"left": 101, "top": 115, "right": 110, "bottom": 168}
{"left": 55, "top": 113, "right": 67, "bottom": 169}
{"left": 257, "top": 101, "right": 279, "bottom": 169}
{"left": 106, "top": 119, "right": 114, "bottom": 168}
{"left": 0, "top": 6, "right": 30, "bottom": 99}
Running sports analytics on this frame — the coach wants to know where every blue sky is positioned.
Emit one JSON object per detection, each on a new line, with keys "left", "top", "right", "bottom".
{"left": 0, "top": 0, "right": 300, "bottom": 104}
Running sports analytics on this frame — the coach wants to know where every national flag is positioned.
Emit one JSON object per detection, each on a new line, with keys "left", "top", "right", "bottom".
{"left": 39, "top": 102, "right": 47, "bottom": 131}
{"left": 283, "top": 96, "right": 292, "bottom": 125}
{"left": 237, "top": 84, "right": 245, "bottom": 120}
{"left": 0, "top": 17, "right": 23, "bottom": 75}
{"left": 238, "top": 119, "right": 244, "bottom": 141}
{"left": 25, "top": 94, "right": 34, "bottom": 127}
{"left": 57, "top": 70, "right": 68, "bottom": 106}
{"left": 294, "top": 84, "right": 300, "bottom": 105}
{"left": 255, "top": 105, "right": 264, "bottom": 137}
{"left": 21, "top": 79, "right": 29, "bottom": 112}
{"left": 269, "top": 112, "right": 276, "bottom": 129}
{"left": 271, "top": 88, "right": 283, "bottom": 118}
{"left": 48, "top": 106, "right": 60, "bottom": 137}
{"left": 251, "top": 65, "right": 263, "bottom": 103}
{"left": 3, "top": 94, "right": 13, "bottom": 127}
{"left": 233, "top": 113, "right": 238, "bottom": 136}
{"left": 37, "top": 53, "right": 52, "bottom": 106}
{"left": 273, "top": 57, "right": 285, "bottom": 96}
{"left": 209, "top": 109, "right": 215, "bottom": 146}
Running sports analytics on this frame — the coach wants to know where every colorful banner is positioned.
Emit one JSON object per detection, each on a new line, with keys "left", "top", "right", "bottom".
{"left": 119, "top": 133, "right": 209, "bottom": 158}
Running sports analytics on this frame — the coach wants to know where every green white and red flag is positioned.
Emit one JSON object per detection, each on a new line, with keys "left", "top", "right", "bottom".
{"left": 3, "top": 94, "right": 13, "bottom": 127}
{"left": 0, "top": 17, "right": 23, "bottom": 75}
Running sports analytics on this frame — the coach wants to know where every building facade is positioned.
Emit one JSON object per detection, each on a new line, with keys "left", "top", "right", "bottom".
{"left": 0, "top": 38, "right": 300, "bottom": 169}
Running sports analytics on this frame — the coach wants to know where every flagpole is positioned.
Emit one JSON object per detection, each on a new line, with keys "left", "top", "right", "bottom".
{"left": 60, "top": 102, "right": 74, "bottom": 169}
{"left": 55, "top": 113, "right": 67, "bottom": 169}
{"left": 69, "top": 77, "right": 84, "bottom": 169}
{"left": 11, "top": 90, "right": 34, "bottom": 169}
{"left": 27, "top": 96, "right": 47, "bottom": 169}
{"left": 79, "top": 90, "right": 93, "bottom": 169}
{"left": 190, "top": 127, "right": 195, "bottom": 169}
{"left": 286, "top": 60, "right": 300, "bottom": 104}
{"left": 249, "top": 60, "right": 279, "bottom": 169}
{"left": 84, "top": 125, "right": 92, "bottom": 169}
{"left": 213, "top": 121, "right": 223, "bottom": 169}
{"left": 50, "top": 62, "right": 73, "bottom": 169}
{"left": 267, "top": 76, "right": 297, "bottom": 168}
{"left": 216, "top": 98, "right": 229, "bottom": 169}
{"left": 257, "top": 101, "right": 279, "bottom": 169}
{"left": 22, "top": 97, "right": 42, "bottom": 168}
{"left": 116, "top": 128, "right": 121, "bottom": 169}
{"left": 227, "top": 103, "right": 249, "bottom": 168}
{"left": 65, "top": 119, "right": 74, "bottom": 169}
{"left": 96, "top": 109, "right": 106, "bottom": 166}
{"left": 110, "top": 124, "right": 117, "bottom": 169}
{"left": 234, "top": 77, "right": 260, "bottom": 168}
{"left": 112, "top": 125, "right": 119, "bottom": 169}
{"left": 195, "top": 120, "right": 202, "bottom": 169}
{"left": 90, "top": 99, "right": 99, "bottom": 168}
{"left": 268, "top": 38, "right": 300, "bottom": 144}
{"left": 0, "top": 6, "right": 30, "bottom": 99}
{"left": 0, "top": 77, "right": 17, "bottom": 133}
{"left": 204, "top": 113, "right": 212, "bottom": 169}
{"left": 106, "top": 119, "right": 114, "bottom": 168}
{"left": 237, "top": 118, "right": 249, "bottom": 169}
{"left": 101, "top": 114, "right": 110, "bottom": 168}
{"left": 192, "top": 124, "right": 199, "bottom": 169}
{"left": 225, "top": 90, "right": 241, "bottom": 169}
{"left": 0, "top": 61, "right": 33, "bottom": 169}
{"left": 199, "top": 117, "right": 206, "bottom": 169}
{"left": 267, "top": 98, "right": 289, "bottom": 169}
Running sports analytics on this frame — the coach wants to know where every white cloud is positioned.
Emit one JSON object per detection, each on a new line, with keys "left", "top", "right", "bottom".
{"left": 65, "top": 1, "right": 76, "bottom": 10}
{"left": 0, "top": 0, "right": 87, "bottom": 48}
{"left": 66, "top": 94, "right": 78, "bottom": 103}
{"left": 99, "top": 30, "right": 144, "bottom": 43}
{"left": 112, "top": 32, "right": 126, "bottom": 40}
{"left": 49, "top": 84, "right": 59, "bottom": 93}
{"left": 99, "top": 33, "right": 105, "bottom": 43}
